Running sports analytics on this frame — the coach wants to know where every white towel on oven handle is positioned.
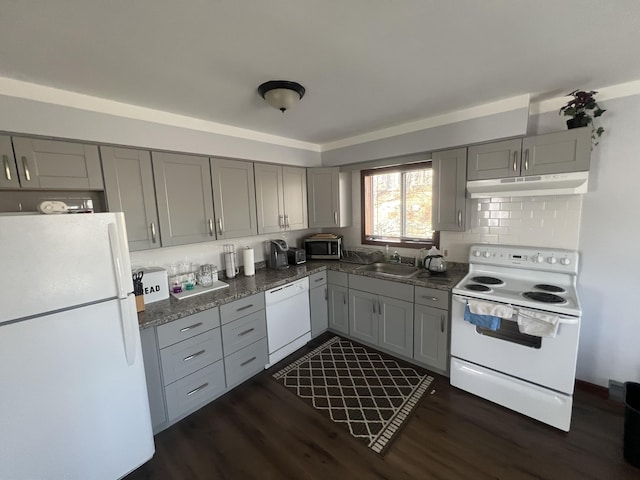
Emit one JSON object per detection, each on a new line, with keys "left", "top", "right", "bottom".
{"left": 517, "top": 308, "right": 560, "bottom": 338}
{"left": 467, "top": 300, "right": 514, "bottom": 319}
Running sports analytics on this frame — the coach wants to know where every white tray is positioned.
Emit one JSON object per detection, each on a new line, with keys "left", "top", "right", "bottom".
{"left": 170, "top": 280, "right": 229, "bottom": 300}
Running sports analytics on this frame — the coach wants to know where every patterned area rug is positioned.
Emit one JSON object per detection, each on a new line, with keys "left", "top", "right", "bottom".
{"left": 272, "top": 336, "right": 434, "bottom": 454}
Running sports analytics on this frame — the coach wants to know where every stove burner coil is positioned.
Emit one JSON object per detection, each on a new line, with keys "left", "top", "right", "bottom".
{"left": 471, "top": 276, "right": 504, "bottom": 286}
{"left": 465, "top": 284, "right": 491, "bottom": 292}
{"left": 522, "top": 291, "right": 566, "bottom": 304}
{"left": 534, "top": 284, "right": 566, "bottom": 293}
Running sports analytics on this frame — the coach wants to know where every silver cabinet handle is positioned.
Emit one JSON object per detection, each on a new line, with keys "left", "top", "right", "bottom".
{"left": 333, "top": 211, "right": 338, "bottom": 225}
{"left": 3, "top": 155, "right": 11, "bottom": 180}
{"left": 524, "top": 149, "right": 530, "bottom": 171}
{"left": 512, "top": 151, "right": 518, "bottom": 172}
{"left": 183, "top": 349, "right": 206, "bottom": 362}
{"left": 324, "top": 287, "right": 327, "bottom": 300}
{"left": 187, "top": 383, "right": 209, "bottom": 396}
{"left": 208, "top": 218, "right": 214, "bottom": 236}
{"left": 150, "top": 222, "right": 157, "bottom": 244}
{"left": 240, "top": 356, "right": 257, "bottom": 367}
{"left": 378, "top": 299, "right": 382, "bottom": 315}
{"left": 284, "top": 214, "right": 290, "bottom": 228}
{"left": 440, "top": 315, "right": 445, "bottom": 333}
{"left": 236, "top": 304, "right": 253, "bottom": 312}
{"left": 278, "top": 214, "right": 284, "bottom": 228}
{"left": 457, "top": 210, "right": 462, "bottom": 228}
{"left": 372, "top": 300, "right": 376, "bottom": 315}
{"left": 343, "top": 292, "right": 346, "bottom": 305}
{"left": 238, "top": 327, "right": 255, "bottom": 337}
{"left": 314, "top": 277, "right": 324, "bottom": 283}
{"left": 21, "top": 156, "right": 31, "bottom": 181}
{"left": 422, "top": 295, "right": 439, "bottom": 302}
{"left": 179, "top": 322, "right": 203, "bottom": 332}
{"left": 218, "top": 218, "right": 223, "bottom": 235}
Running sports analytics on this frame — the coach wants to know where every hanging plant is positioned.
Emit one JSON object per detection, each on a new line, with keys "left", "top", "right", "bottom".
{"left": 559, "top": 89, "right": 606, "bottom": 146}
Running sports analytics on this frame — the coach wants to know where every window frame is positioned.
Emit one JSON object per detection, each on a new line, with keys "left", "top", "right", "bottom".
{"left": 360, "top": 162, "right": 438, "bottom": 250}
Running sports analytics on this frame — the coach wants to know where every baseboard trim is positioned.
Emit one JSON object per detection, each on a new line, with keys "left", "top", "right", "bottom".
{"left": 575, "top": 379, "right": 609, "bottom": 399}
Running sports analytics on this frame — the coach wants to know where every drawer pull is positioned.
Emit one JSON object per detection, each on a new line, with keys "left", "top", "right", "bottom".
{"left": 314, "top": 277, "right": 324, "bottom": 283}
{"left": 240, "top": 356, "right": 257, "bottom": 367}
{"left": 238, "top": 327, "right": 255, "bottom": 337}
{"left": 236, "top": 304, "right": 254, "bottom": 312}
{"left": 186, "top": 383, "right": 209, "bottom": 396}
{"left": 440, "top": 315, "right": 445, "bottom": 333}
{"left": 422, "top": 296, "right": 439, "bottom": 302}
{"left": 183, "top": 349, "right": 206, "bottom": 362}
{"left": 179, "top": 322, "right": 203, "bottom": 332}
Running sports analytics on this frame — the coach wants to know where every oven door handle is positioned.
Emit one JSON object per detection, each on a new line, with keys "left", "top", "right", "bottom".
{"left": 454, "top": 294, "right": 579, "bottom": 324}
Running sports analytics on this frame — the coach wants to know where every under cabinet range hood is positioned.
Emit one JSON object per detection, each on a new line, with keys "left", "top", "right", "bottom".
{"left": 466, "top": 171, "right": 589, "bottom": 198}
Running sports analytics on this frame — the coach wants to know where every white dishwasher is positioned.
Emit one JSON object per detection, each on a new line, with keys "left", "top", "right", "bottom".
{"left": 265, "top": 276, "right": 311, "bottom": 368}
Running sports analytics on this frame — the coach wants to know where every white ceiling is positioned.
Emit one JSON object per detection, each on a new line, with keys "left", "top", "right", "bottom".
{"left": 1, "top": 1, "right": 639, "bottom": 146}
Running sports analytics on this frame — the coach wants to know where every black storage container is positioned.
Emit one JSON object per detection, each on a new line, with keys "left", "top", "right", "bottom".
{"left": 624, "top": 382, "right": 640, "bottom": 468}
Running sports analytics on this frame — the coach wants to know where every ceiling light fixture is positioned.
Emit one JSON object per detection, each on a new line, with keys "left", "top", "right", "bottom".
{"left": 258, "top": 80, "right": 306, "bottom": 113}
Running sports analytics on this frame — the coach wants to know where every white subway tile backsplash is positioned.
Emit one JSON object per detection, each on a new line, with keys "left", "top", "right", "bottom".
{"left": 441, "top": 194, "right": 583, "bottom": 260}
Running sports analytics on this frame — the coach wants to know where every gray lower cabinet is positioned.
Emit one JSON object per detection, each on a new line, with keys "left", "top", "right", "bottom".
{"left": 255, "top": 163, "right": 308, "bottom": 234}
{"left": 348, "top": 275, "right": 414, "bottom": 358}
{"left": 210, "top": 157, "right": 258, "bottom": 239}
{"left": 309, "top": 271, "right": 328, "bottom": 338}
{"left": 307, "top": 167, "right": 352, "bottom": 228}
{"left": 467, "top": 127, "right": 591, "bottom": 180}
{"left": 327, "top": 271, "right": 349, "bottom": 335}
{"left": 220, "top": 292, "right": 268, "bottom": 389}
{"left": 432, "top": 147, "right": 468, "bottom": 232}
{"left": 101, "top": 146, "right": 160, "bottom": 251}
{"left": 413, "top": 286, "right": 449, "bottom": 373}
{"left": 152, "top": 151, "right": 216, "bottom": 246}
{"left": 9, "top": 136, "right": 103, "bottom": 190}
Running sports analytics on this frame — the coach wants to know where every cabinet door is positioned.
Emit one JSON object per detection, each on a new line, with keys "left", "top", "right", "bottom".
{"left": 101, "top": 146, "right": 160, "bottom": 251}
{"left": 12, "top": 137, "right": 103, "bottom": 190}
{"left": 152, "top": 152, "right": 215, "bottom": 246}
{"left": 467, "top": 139, "right": 522, "bottom": 181}
{"left": 255, "top": 163, "right": 284, "bottom": 234}
{"left": 523, "top": 127, "right": 591, "bottom": 176}
{"left": 307, "top": 167, "right": 339, "bottom": 228}
{"left": 378, "top": 296, "right": 414, "bottom": 358}
{"left": 413, "top": 304, "right": 448, "bottom": 372}
{"left": 0, "top": 135, "right": 19, "bottom": 189}
{"left": 139, "top": 327, "right": 167, "bottom": 433}
{"left": 282, "top": 166, "right": 308, "bottom": 231}
{"left": 432, "top": 147, "right": 468, "bottom": 232}
{"left": 310, "top": 285, "right": 328, "bottom": 338}
{"left": 348, "top": 289, "right": 379, "bottom": 345}
{"left": 328, "top": 284, "right": 349, "bottom": 334}
{"left": 211, "top": 158, "right": 257, "bottom": 239}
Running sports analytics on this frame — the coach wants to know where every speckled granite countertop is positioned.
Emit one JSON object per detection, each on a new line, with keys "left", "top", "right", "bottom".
{"left": 138, "top": 260, "right": 468, "bottom": 330}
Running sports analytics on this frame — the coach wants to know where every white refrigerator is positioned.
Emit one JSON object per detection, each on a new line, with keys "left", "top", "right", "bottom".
{"left": 0, "top": 212, "right": 154, "bottom": 480}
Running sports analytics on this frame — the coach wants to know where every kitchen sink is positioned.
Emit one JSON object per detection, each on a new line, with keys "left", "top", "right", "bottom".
{"left": 356, "top": 262, "right": 420, "bottom": 278}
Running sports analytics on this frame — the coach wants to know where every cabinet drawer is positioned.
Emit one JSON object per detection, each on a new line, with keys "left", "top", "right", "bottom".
{"left": 160, "top": 329, "right": 223, "bottom": 385}
{"left": 327, "top": 270, "right": 348, "bottom": 287}
{"left": 349, "top": 274, "right": 414, "bottom": 302}
{"left": 157, "top": 309, "right": 220, "bottom": 348}
{"left": 224, "top": 338, "right": 268, "bottom": 389}
{"left": 309, "top": 270, "right": 327, "bottom": 288}
{"left": 221, "top": 310, "right": 267, "bottom": 356}
{"left": 220, "top": 292, "right": 265, "bottom": 325}
{"left": 414, "top": 286, "right": 449, "bottom": 310}
{"left": 165, "top": 360, "right": 226, "bottom": 422}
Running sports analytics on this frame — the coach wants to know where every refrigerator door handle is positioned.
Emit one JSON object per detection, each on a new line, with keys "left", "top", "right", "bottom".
{"left": 119, "top": 296, "right": 137, "bottom": 366}
{"left": 108, "top": 222, "right": 132, "bottom": 299}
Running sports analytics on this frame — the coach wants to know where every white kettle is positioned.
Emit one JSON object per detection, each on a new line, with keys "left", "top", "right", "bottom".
{"left": 425, "top": 246, "right": 447, "bottom": 274}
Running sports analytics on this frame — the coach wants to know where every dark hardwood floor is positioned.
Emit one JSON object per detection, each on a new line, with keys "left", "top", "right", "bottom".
{"left": 126, "top": 337, "right": 638, "bottom": 480}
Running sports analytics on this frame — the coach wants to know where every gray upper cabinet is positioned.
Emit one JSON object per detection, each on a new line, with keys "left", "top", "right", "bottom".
{"left": 432, "top": 147, "right": 467, "bottom": 232}
{"left": 467, "top": 127, "right": 591, "bottom": 181}
{"left": 152, "top": 152, "right": 216, "bottom": 247}
{"left": 307, "top": 167, "right": 352, "bottom": 228}
{"left": 0, "top": 135, "right": 19, "bottom": 188}
{"left": 10, "top": 137, "right": 103, "bottom": 190}
{"left": 210, "top": 158, "right": 257, "bottom": 239}
{"left": 255, "top": 163, "right": 307, "bottom": 234}
{"left": 101, "top": 146, "right": 160, "bottom": 251}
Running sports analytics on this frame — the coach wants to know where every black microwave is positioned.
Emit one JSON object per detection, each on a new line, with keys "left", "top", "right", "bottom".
{"left": 303, "top": 237, "right": 342, "bottom": 260}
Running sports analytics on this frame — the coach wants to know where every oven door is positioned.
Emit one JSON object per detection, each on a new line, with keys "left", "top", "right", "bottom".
{"left": 450, "top": 294, "right": 580, "bottom": 394}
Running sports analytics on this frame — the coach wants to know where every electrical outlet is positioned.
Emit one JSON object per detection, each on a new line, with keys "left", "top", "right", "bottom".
{"left": 609, "top": 379, "right": 624, "bottom": 402}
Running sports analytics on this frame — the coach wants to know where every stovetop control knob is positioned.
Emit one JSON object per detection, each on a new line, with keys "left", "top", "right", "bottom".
{"left": 532, "top": 254, "right": 544, "bottom": 263}
{"left": 483, "top": 251, "right": 491, "bottom": 258}
{"left": 560, "top": 257, "right": 571, "bottom": 266}
{"left": 473, "top": 250, "right": 481, "bottom": 257}
{"left": 547, "top": 256, "right": 558, "bottom": 264}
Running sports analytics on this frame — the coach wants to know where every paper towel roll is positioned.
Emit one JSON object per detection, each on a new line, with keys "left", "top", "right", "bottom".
{"left": 243, "top": 247, "right": 255, "bottom": 276}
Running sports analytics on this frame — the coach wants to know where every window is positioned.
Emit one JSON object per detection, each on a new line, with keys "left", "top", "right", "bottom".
{"left": 361, "top": 162, "right": 435, "bottom": 248}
